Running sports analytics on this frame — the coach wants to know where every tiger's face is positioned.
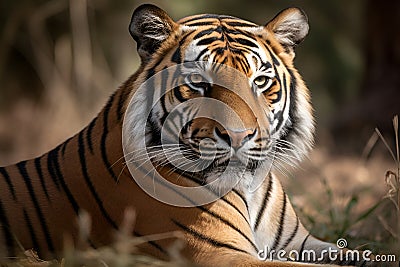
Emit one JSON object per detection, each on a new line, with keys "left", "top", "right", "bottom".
{"left": 124, "top": 5, "right": 314, "bottom": 191}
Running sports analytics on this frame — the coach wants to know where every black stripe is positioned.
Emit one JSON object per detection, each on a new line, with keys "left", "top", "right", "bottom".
{"left": 86, "top": 117, "right": 97, "bottom": 154}
{"left": 271, "top": 192, "right": 287, "bottom": 250}
{"left": 254, "top": 174, "right": 273, "bottom": 230}
{"left": 254, "top": 137, "right": 269, "bottom": 143}
{"left": 236, "top": 55, "right": 250, "bottom": 73}
{"left": 299, "top": 233, "right": 310, "bottom": 257}
{"left": 183, "top": 14, "right": 235, "bottom": 24}
{"left": 221, "top": 197, "right": 250, "bottom": 226}
{"left": 225, "top": 21, "right": 258, "bottom": 28}
{"left": 235, "top": 38, "right": 258, "bottom": 48}
{"left": 17, "top": 161, "right": 55, "bottom": 252}
{"left": 101, "top": 93, "right": 118, "bottom": 181}
{"left": 264, "top": 44, "right": 281, "bottom": 66}
{"left": 49, "top": 146, "right": 80, "bottom": 214}
{"left": 185, "top": 21, "right": 218, "bottom": 27}
{"left": 197, "top": 205, "right": 258, "bottom": 253}
{"left": 241, "top": 55, "right": 251, "bottom": 72}
{"left": 193, "top": 27, "right": 218, "bottom": 40}
{"left": 197, "top": 37, "right": 220, "bottom": 46}
{"left": 173, "top": 219, "right": 250, "bottom": 255}
{"left": 225, "top": 33, "right": 235, "bottom": 43}
{"left": 232, "top": 189, "right": 249, "bottom": 211}
{"left": 174, "top": 172, "right": 250, "bottom": 225}
{"left": 47, "top": 150, "right": 61, "bottom": 190}
{"left": 146, "top": 67, "right": 155, "bottom": 81}
{"left": 280, "top": 70, "right": 299, "bottom": 143}
{"left": 171, "top": 32, "right": 193, "bottom": 64}
{"left": 249, "top": 147, "right": 264, "bottom": 152}
{"left": 34, "top": 157, "right": 50, "bottom": 201}
{"left": 171, "top": 46, "right": 182, "bottom": 64}
{"left": 133, "top": 230, "right": 167, "bottom": 255}
{"left": 159, "top": 67, "right": 170, "bottom": 124}
{"left": 184, "top": 18, "right": 219, "bottom": 26}
{"left": 159, "top": 95, "right": 168, "bottom": 125}
{"left": 194, "top": 47, "right": 210, "bottom": 61}
{"left": 234, "top": 57, "right": 247, "bottom": 72}
{"left": 182, "top": 16, "right": 215, "bottom": 24}
{"left": 179, "top": 15, "right": 204, "bottom": 24}
{"left": 61, "top": 137, "right": 73, "bottom": 158}
{"left": 78, "top": 131, "right": 118, "bottom": 230}
{"left": 116, "top": 90, "right": 126, "bottom": 122}
{"left": 179, "top": 31, "right": 195, "bottom": 44}
{"left": 23, "top": 209, "right": 40, "bottom": 252}
{"left": 260, "top": 62, "right": 272, "bottom": 72}
{"left": 0, "top": 167, "right": 16, "bottom": 201}
{"left": 269, "top": 81, "right": 281, "bottom": 105}
{"left": 173, "top": 86, "right": 187, "bottom": 103}
{"left": 222, "top": 26, "right": 251, "bottom": 36}
{"left": 145, "top": 68, "right": 158, "bottom": 144}
{"left": 274, "top": 72, "right": 286, "bottom": 132}
{"left": 279, "top": 216, "right": 299, "bottom": 251}
{"left": 0, "top": 198, "right": 14, "bottom": 256}
{"left": 213, "top": 47, "right": 225, "bottom": 57}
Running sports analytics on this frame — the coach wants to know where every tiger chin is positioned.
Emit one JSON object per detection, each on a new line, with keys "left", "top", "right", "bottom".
{"left": 0, "top": 4, "right": 387, "bottom": 267}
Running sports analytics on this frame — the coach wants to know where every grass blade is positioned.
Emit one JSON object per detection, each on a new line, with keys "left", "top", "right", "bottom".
{"left": 375, "top": 128, "right": 396, "bottom": 163}
{"left": 354, "top": 199, "right": 383, "bottom": 225}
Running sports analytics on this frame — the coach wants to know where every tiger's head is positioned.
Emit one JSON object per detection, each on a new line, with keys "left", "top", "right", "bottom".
{"left": 123, "top": 4, "right": 314, "bottom": 192}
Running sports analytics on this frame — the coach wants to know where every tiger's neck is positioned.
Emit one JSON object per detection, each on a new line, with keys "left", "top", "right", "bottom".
{"left": 61, "top": 69, "right": 147, "bottom": 179}
{"left": 58, "top": 84, "right": 135, "bottom": 186}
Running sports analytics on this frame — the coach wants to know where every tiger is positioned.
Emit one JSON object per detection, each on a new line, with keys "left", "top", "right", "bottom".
{"left": 0, "top": 4, "right": 380, "bottom": 267}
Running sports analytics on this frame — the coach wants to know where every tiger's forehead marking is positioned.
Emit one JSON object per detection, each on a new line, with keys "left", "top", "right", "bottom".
{"left": 178, "top": 14, "right": 259, "bottom": 28}
{"left": 176, "top": 14, "right": 271, "bottom": 76}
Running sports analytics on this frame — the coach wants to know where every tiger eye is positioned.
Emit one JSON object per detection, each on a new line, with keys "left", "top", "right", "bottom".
{"left": 189, "top": 73, "right": 205, "bottom": 85}
{"left": 254, "top": 76, "right": 269, "bottom": 87}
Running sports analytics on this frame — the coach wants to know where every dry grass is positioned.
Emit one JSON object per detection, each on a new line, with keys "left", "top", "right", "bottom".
{"left": 284, "top": 116, "right": 400, "bottom": 256}
{"left": 375, "top": 116, "right": 399, "bottom": 250}
{"left": 2, "top": 209, "right": 193, "bottom": 267}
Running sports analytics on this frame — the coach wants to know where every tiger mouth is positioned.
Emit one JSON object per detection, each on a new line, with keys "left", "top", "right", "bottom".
{"left": 214, "top": 157, "right": 261, "bottom": 171}
{"left": 148, "top": 139, "right": 265, "bottom": 175}
{"left": 185, "top": 153, "right": 261, "bottom": 174}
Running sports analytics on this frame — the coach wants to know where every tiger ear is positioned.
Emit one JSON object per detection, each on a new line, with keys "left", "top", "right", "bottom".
{"left": 129, "top": 4, "right": 177, "bottom": 62}
{"left": 265, "top": 8, "right": 309, "bottom": 52}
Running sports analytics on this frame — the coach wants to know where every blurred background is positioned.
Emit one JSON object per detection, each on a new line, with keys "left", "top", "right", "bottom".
{"left": 0, "top": 0, "right": 399, "bottom": 258}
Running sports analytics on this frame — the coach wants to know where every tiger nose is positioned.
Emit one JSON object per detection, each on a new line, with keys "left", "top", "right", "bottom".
{"left": 216, "top": 128, "right": 257, "bottom": 148}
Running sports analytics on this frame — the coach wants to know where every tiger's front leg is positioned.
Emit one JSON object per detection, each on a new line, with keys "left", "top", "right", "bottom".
{"left": 248, "top": 173, "right": 378, "bottom": 266}
{"left": 174, "top": 201, "right": 340, "bottom": 267}
{"left": 174, "top": 192, "right": 346, "bottom": 267}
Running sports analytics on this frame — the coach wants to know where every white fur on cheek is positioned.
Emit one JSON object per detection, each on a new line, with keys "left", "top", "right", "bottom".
{"left": 122, "top": 84, "right": 149, "bottom": 159}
